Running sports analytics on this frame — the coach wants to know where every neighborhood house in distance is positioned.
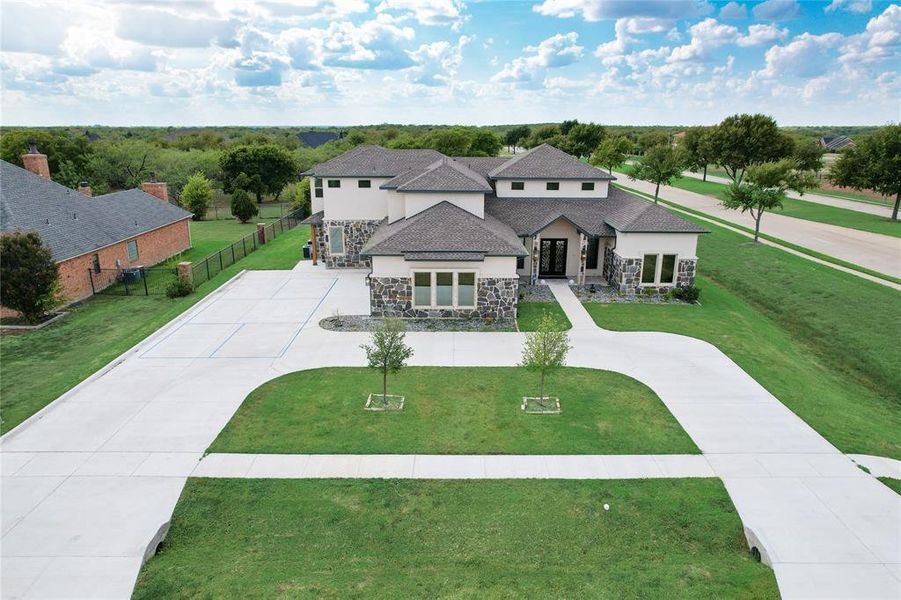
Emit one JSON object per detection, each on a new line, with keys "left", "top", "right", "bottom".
{"left": 303, "top": 144, "right": 706, "bottom": 319}
{"left": 0, "top": 144, "right": 193, "bottom": 317}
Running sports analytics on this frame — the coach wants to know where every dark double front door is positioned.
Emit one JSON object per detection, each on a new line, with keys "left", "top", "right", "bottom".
{"left": 539, "top": 238, "right": 568, "bottom": 277}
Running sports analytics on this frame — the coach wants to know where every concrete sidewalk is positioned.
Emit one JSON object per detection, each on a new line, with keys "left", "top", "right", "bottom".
{"left": 613, "top": 170, "right": 901, "bottom": 279}
{"left": 684, "top": 171, "right": 895, "bottom": 218}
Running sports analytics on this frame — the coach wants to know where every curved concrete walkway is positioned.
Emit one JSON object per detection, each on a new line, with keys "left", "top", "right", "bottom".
{"left": 684, "top": 171, "right": 895, "bottom": 218}
{"left": 613, "top": 171, "right": 901, "bottom": 279}
{"left": 1, "top": 265, "right": 898, "bottom": 599}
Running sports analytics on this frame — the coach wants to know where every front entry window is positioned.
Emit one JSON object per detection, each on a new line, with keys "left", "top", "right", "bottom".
{"left": 412, "top": 271, "right": 477, "bottom": 308}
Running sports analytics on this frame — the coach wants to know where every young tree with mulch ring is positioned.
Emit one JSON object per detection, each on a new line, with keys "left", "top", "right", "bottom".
{"left": 520, "top": 313, "right": 571, "bottom": 411}
{"left": 0, "top": 232, "right": 61, "bottom": 324}
{"left": 361, "top": 319, "right": 414, "bottom": 408}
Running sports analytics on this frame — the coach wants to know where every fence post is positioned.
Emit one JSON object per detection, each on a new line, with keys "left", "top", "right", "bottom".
{"left": 257, "top": 223, "right": 267, "bottom": 245}
{"left": 242, "top": 236, "right": 247, "bottom": 256}
{"left": 205, "top": 258, "right": 211, "bottom": 281}
{"left": 219, "top": 250, "right": 223, "bottom": 271}
{"left": 231, "top": 244, "right": 236, "bottom": 264}
{"left": 141, "top": 268, "right": 149, "bottom": 296}
{"left": 177, "top": 262, "right": 193, "bottom": 287}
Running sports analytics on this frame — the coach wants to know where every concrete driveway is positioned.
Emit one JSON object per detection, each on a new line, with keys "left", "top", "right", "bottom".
{"left": 2, "top": 265, "right": 899, "bottom": 599}
{"left": 614, "top": 171, "right": 901, "bottom": 279}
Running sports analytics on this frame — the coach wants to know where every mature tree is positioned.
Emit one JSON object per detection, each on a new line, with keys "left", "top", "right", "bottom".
{"left": 589, "top": 136, "right": 632, "bottom": 174}
{"left": 828, "top": 125, "right": 901, "bottom": 220}
{"left": 180, "top": 172, "right": 213, "bottom": 220}
{"left": 708, "top": 114, "right": 795, "bottom": 184}
{"left": 630, "top": 145, "right": 685, "bottom": 202}
{"left": 86, "top": 140, "right": 159, "bottom": 191}
{"left": 559, "top": 119, "right": 579, "bottom": 135}
{"left": 681, "top": 127, "right": 716, "bottom": 181}
{"left": 386, "top": 134, "right": 423, "bottom": 149}
{"left": 504, "top": 125, "right": 531, "bottom": 153}
{"left": 468, "top": 129, "right": 503, "bottom": 156}
{"left": 722, "top": 159, "right": 816, "bottom": 241}
{"left": 567, "top": 122, "right": 607, "bottom": 157}
{"left": 424, "top": 127, "right": 472, "bottom": 156}
{"left": 0, "top": 129, "right": 93, "bottom": 188}
{"left": 524, "top": 124, "right": 561, "bottom": 148}
{"left": 220, "top": 143, "right": 298, "bottom": 203}
{"left": 637, "top": 130, "right": 670, "bottom": 154}
{"left": 520, "top": 314, "right": 571, "bottom": 406}
{"left": 0, "top": 232, "right": 60, "bottom": 323}
{"left": 230, "top": 188, "right": 258, "bottom": 223}
{"left": 284, "top": 177, "right": 312, "bottom": 215}
{"left": 361, "top": 319, "right": 414, "bottom": 406}
{"left": 792, "top": 137, "right": 826, "bottom": 174}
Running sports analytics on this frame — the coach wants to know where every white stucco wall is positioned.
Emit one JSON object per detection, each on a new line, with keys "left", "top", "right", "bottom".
{"left": 404, "top": 192, "right": 485, "bottom": 219}
{"left": 312, "top": 184, "right": 324, "bottom": 214}
{"left": 494, "top": 179, "right": 609, "bottom": 199}
{"left": 613, "top": 232, "right": 699, "bottom": 259}
{"left": 321, "top": 177, "right": 392, "bottom": 220}
{"left": 386, "top": 189, "right": 405, "bottom": 223}
{"left": 371, "top": 255, "right": 518, "bottom": 278}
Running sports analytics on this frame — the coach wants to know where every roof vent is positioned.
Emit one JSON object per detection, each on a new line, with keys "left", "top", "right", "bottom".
{"left": 45, "top": 218, "right": 50, "bottom": 224}
{"left": 73, "top": 213, "right": 77, "bottom": 220}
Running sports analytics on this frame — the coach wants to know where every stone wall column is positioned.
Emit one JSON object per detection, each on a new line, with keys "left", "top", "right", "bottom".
{"left": 531, "top": 234, "right": 541, "bottom": 284}
{"left": 578, "top": 232, "right": 587, "bottom": 285}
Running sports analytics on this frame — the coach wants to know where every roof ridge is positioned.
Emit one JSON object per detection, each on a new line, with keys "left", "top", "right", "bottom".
{"left": 487, "top": 145, "right": 538, "bottom": 177}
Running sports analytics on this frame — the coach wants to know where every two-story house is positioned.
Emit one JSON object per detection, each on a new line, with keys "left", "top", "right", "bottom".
{"left": 302, "top": 143, "right": 706, "bottom": 319}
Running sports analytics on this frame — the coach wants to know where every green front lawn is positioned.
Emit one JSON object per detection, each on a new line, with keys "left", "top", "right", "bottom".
{"left": 517, "top": 301, "right": 572, "bottom": 331}
{"left": 209, "top": 367, "right": 698, "bottom": 455}
{"left": 584, "top": 217, "right": 901, "bottom": 458}
{"left": 167, "top": 218, "right": 279, "bottom": 265}
{"left": 133, "top": 479, "right": 777, "bottom": 599}
{"left": 0, "top": 226, "right": 311, "bottom": 434}
{"left": 880, "top": 478, "right": 901, "bottom": 495}
{"left": 665, "top": 174, "right": 900, "bottom": 239}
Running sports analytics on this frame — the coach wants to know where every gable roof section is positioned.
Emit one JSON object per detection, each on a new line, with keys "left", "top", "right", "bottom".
{"left": 819, "top": 135, "right": 854, "bottom": 151}
{"left": 361, "top": 201, "right": 527, "bottom": 258}
{"left": 303, "top": 145, "right": 443, "bottom": 178}
{"left": 450, "top": 156, "right": 510, "bottom": 178}
{"left": 0, "top": 160, "right": 193, "bottom": 262}
{"left": 394, "top": 158, "right": 493, "bottom": 193}
{"left": 488, "top": 144, "right": 615, "bottom": 180}
{"left": 485, "top": 187, "right": 707, "bottom": 236}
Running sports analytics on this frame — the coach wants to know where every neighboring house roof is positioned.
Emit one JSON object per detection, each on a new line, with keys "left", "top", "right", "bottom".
{"left": 485, "top": 187, "right": 708, "bottom": 236}
{"left": 819, "top": 135, "right": 854, "bottom": 151}
{"left": 0, "top": 160, "right": 193, "bottom": 262}
{"left": 488, "top": 144, "right": 616, "bottom": 180}
{"left": 83, "top": 130, "right": 101, "bottom": 142}
{"left": 303, "top": 145, "right": 443, "bottom": 178}
{"left": 361, "top": 201, "right": 528, "bottom": 258}
{"left": 394, "top": 158, "right": 493, "bottom": 193}
{"left": 297, "top": 131, "right": 341, "bottom": 148}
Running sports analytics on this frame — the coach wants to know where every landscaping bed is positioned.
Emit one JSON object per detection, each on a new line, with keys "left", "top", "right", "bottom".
{"left": 583, "top": 215, "right": 901, "bottom": 459}
{"left": 319, "top": 315, "right": 516, "bottom": 332}
{"left": 573, "top": 284, "right": 691, "bottom": 304}
{"left": 208, "top": 367, "right": 698, "bottom": 455}
{"left": 133, "top": 478, "right": 777, "bottom": 599}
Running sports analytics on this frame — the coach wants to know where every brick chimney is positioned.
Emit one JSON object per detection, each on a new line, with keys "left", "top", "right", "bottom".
{"left": 22, "top": 140, "right": 51, "bottom": 180}
{"left": 141, "top": 172, "right": 169, "bottom": 202}
{"left": 77, "top": 181, "right": 92, "bottom": 197}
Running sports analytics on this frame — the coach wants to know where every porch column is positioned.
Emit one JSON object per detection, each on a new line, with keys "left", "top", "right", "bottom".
{"left": 531, "top": 234, "right": 541, "bottom": 284}
{"left": 310, "top": 224, "right": 318, "bottom": 265}
{"left": 578, "top": 232, "right": 587, "bottom": 285}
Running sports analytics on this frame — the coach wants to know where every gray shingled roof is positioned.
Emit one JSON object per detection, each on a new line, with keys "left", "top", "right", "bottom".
{"left": 361, "top": 201, "right": 527, "bottom": 257}
{"left": 301, "top": 210, "right": 324, "bottom": 226}
{"left": 395, "top": 158, "right": 493, "bottom": 193}
{"left": 1, "top": 160, "right": 193, "bottom": 262}
{"left": 303, "top": 145, "right": 443, "bottom": 178}
{"left": 485, "top": 186, "right": 707, "bottom": 236}
{"left": 297, "top": 131, "right": 340, "bottom": 148}
{"left": 488, "top": 144, "right": 616, "bottom": 180}
{"left": 450, "top": 156, "right": 510, "bottom": 178}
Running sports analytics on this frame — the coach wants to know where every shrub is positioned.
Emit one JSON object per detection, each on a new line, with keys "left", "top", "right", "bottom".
{"left": 166, "top": 279, "right": 194, "bottom": 298}
{"left": 0, "top": 231, "right": 61, "bottom": 323}
{"left": 672, "top": 285, "right": 701, "bottom": 304}
{"left": 180, "top": 172, "right": 213, "bottom": 220}
{"left": 230, "top": 188, "right": 258, "bottom": 223}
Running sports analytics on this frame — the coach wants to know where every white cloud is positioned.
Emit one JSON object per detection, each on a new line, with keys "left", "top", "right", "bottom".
{"left": 1, "top": 2, "right": 72, "bottom": 55}
{"left": 757, "top": 32, "right": 843, "bottom": 79}
{"left": 376, "top": 0, "right": 468, "bottom": 29}
{"left": 493, "top": 32, "right": 583, "bottom": 85}
{"left": 752, "top": 0, "right": 801, "bottom": 20}
{"left": 594, "top": 17, "right": 668, "bottom": 59}
{"left": 825, "top": 0, "right": 872, "bottom": 14}
{"left": 719, "top": 2, "right": 747, "bottom": 19}
{"left": 533, "top": 0, "right": 713, "bottom": 21}
{"left": 258, "top": 0, "right": 369, "bottom": 21}
{"left": 116, "top": 8, "right": 239, "bottom": 48}
{"left": 406, "top": 35, "right": 471, "bottom": 86}
{"left": 667, "top": 18, "right": 738, "bottom": 62}
{"left": 737, "top": 23, "right": 789, "bottom": 47}
{"left": 840, "top": 4, "right": 901, "bottom": 65}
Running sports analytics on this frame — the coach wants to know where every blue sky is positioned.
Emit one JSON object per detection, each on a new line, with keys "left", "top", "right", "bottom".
{"left": 2, "top": 0, "right": 899, "bottom": 126}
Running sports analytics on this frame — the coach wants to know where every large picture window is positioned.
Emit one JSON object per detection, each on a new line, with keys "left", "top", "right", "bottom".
{"left": 328, "top": 226, "right": 345, "bottom": 255}
{"left": 411, "top": 271, "right": 477, "bottom": 308}
{"left": 641, "top": 253, "right": 678, "bottom": 285}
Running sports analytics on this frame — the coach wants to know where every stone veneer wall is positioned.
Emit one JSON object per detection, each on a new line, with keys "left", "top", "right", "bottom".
{"left": 321, "top": 219, "right": 382, "bottom": 268}
{"left": 603, "top": 247, "right": 697, "bottom": 294}
{"left": 370, "top": 276, "right": 518, "bottom": 319}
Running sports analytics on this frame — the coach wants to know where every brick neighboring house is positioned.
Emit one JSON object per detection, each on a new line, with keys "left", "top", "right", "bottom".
{"left": 1, "top": 146, "right": 193, "bottom": 316}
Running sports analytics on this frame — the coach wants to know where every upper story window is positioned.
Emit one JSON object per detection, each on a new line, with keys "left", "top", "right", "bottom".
{"left": 546, "top": 182, "right": 560, "bottom": 191}
{"left": 581, "top": 182, "right": 595, "bottom": 191}
{"left": 314, "top": 178, "right": 323, "bottom": 198}
{"left": 126, "top": 240, "right": 139, "bottom": 262}
{"left": 327, "top": 179, "right": 341, "bottom": 188}
{"left": 511, "top": 181, "right": 525, "bottom": 190}
{"left": 358, "top": 180, "right": 371, "bottom": 188}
